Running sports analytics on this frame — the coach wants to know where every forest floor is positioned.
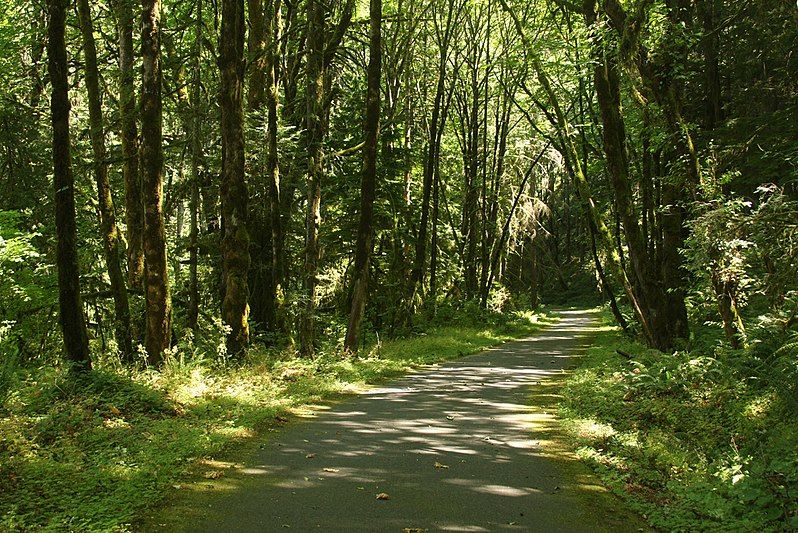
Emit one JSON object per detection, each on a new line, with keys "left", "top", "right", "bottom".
{"left": 146, "top": 309, "right": 647, "bottom": 532}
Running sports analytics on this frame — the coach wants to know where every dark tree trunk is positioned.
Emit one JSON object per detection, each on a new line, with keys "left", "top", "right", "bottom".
{"left": 47, "top": 0, "right": 91, "bottom": 370}
{"left": 115, "top": 0, "right": 144, "bottom": 291}
{"left": 247, "top": 0, "right": 266, "bottom": 111}
{"left": 266, "top": 0, "right": 285, "bottom": 334}
{"left": 220, "top": 0, "right": 250, "bottom": 355}
{"left": 141, "top": 0, "right": 172, "bottom": 364}
{"left": 246, "top": 0, "right": 276, "bottom": 331}
{"left": 299, "top": 0, "right": 326, "bottom": 357}
{"left": 700, "top": 0, "right": 722, "bottom": 129}
{"left": 77, "top": 0, "right": 133, "bottom": 359}
{"left": 344, "top": 0, "right": 381, "bottom": 352}
{"left": 589, "top": 217, "right": 629, "bottom": 334}
{"left": 409, "top": 0, "right": 458, "bottom": 311}
{"left": 429, "top": 169, "right": 440, "bottom": 310}
{"left": 187, "top": 0, "right": 203, "bottom": 331}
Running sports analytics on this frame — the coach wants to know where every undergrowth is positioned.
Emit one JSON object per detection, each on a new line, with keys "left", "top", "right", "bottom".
{"left": 560, "top": 312, "right": 798, "bottom": 531}
{"left": 0, "top": 307, "right": 554, "bottom": 531}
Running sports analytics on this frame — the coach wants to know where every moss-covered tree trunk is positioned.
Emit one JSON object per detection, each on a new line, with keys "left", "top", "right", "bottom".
{"left": 219, "top": 0, "right": 250, "bottom": 355}
{"left": 266, "top": 0, "right": 285, "bottom": 334}
{"left": 141, "top": 0, "right": 172, "bottom": 364}
{"left": 77, "top": 0, "right": 133, "bottom": 359}
{"left": 344, "top": 0, "right": 382, "bottom": 353}
{"left": 114, "top": 0, "right": 144, "bottom": 291}
{"left": 47, "top": 0, "right": 91, "bottom": 370}
{"left": 187, "top": 0, "right": 203, "bottom": 331}
{"left": 299, "top": 0, "right": 325, "bottom": 357}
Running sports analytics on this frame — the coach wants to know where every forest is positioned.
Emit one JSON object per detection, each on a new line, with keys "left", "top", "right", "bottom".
{"left": 0, "top": 0, "right": 797, "bottom": 529}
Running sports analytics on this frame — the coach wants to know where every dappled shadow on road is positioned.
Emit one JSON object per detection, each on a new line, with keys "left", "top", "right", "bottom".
{"left": 175, "top": 309, "right": 643, "bottom": 532}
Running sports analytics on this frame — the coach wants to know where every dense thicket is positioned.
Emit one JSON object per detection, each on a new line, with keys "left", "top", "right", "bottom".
{"left": 1, "top": 0, "right": 796, "bottom": 420}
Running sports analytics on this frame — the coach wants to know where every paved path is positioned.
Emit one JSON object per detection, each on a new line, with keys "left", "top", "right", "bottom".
{"left": 179, "top": 309, "right": 645, "bottom": 532}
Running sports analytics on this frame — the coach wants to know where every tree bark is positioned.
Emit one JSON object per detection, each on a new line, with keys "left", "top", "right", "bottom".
{"left": 266, "top": 0, "right": 285, "bottom": 334}
{"left": 187, "top": 0, "right": 203, "bottom": 331}
{"left": 299, "top": 0, "right": 326, "bottom": 357}
{"left": 115, "top": 0, "right": 144, "bottom": 291}
{"left": 246, "top": 0, "right": 275, "bottom": 331}
{"left": 700, "top": 0, "right": 722, "bottom": 129}
{"left": 247, "top": 0, "right": 267, "bottom": 111}
{"left": 77, "top": 0, "right": 133, "bottom": 359}
{"left": 344, "top": 0, "right": 381, "bottom": 353}
{"left": 409, "top": 0, "right": 458, "bottom": 311}
{"left": 141, "top": 0, "right": 172, "bottom": 364}
{"left": 220, "top": 0, "right": 250, "bottom": 355}
{"left": 48, "top": 0, "right": 91, "bottom": 370}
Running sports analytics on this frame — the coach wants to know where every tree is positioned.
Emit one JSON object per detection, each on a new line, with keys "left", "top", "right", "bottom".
{"left": 299, "top": 0, "right": 326, "bottom": 357}
{"left": 344, "top": 0, "right": 382, "bottom": 353}
{"left": 77, "top": 0, "right": 133, "bottom": 358}
{"left": 114, "top": 0, "right": 144, "bottom": 291}
{"left": 141, "top": 0, "right": 172, "bottom": 364}
{"left": 187, "top": 0, "right": 203, "bottom": 331}
{"left": 47, "top": 0, "right": 91, "bottom": 370}
{"left": 219, "top": 0, "right": 250, "bottom": 355}
{"left": 299, "top": 0, "right": 355, "bottom": 356}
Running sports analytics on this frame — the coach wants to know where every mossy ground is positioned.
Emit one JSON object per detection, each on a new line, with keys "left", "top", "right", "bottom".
{"left": 559, "top": 311, "right": 798, "bottom": 531}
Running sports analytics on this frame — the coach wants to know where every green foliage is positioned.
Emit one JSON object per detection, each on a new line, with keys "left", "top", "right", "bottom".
{"left": 561, "top": 312, "right": 798, "bottom": 531}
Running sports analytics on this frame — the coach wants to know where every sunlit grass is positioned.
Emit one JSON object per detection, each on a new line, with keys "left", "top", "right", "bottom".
{"left": 0, "top": 308, "right": 556, "bottom": 531}
{"left": 559, "top": 308, "right": 798, "bottom": 531}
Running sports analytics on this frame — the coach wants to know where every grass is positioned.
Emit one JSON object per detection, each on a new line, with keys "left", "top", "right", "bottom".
{"left": 559, "top": 310, "right": 798, "bottom": 531}
{"left": 0, "top": 308, "right": 555, "bottom": 531}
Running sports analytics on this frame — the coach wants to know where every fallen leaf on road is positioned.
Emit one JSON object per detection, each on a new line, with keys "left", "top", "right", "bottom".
{"left": 322, "top": 468, "right": 339, "bottom": 473}
{"left": 446, "top": 415, "right": 454, "bottom": 420}
{"left": 433, "top": 462, "right": 449, "bottom": 469}
{"left": 376, "top": 492, "right": 390, "bottom": 500}
{"left": 305, "top": 453, "right": 316, "bottom": 459}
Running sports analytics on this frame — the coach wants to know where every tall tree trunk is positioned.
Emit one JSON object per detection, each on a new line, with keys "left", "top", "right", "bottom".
{"left": 48, "top": 0, "right": 91, "bottom": 370}
{"left": 187, "top": 0, "right": 203, "bottom": 331}
{"left": 429, "top": 168, "right": 440, "bottom": 310}
{"left": 115, "top": 0, "right": 144, "bottom": 291}
{"left": 220, "top": 0, "right": 250, "bottom": 355}
{"left": 409, "top": 0, "right": 458, "bottom": 312}
{"left": 266, "top": 0, "right": 285, "bottom": 334}
{"left": 344, "top": 0, "right": 381, "bottom": 352}
{"left": 246, "top": 0, "right": 276, "bottom": 331}
{"left": 700, "top": 0, "right": 722, "bottom": 129}
{"left": 141, "top": 0, "right": 172, "bottom": 364}
{"left": 528, "top": 238, "right": 538, "bottom": 309}
{"left": 300, "top": 0, "right": 326, "bottom": 357}
{"left": 77, "top": 0, "right": 133, "bottom": 359}
{"left": 247, "top": 0, "right": 266, "bottom": 111}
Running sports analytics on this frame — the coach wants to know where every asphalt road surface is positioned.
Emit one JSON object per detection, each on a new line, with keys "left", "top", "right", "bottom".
{"left": 172, "top": 309, "right": 646, "bottom": 532}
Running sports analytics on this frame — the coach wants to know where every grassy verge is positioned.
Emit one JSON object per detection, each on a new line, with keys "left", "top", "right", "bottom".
{"left": 0, "top": 309, "right": 555, "bottom": 531}
{"left": 559, "top": 311, "right": 798, "bottom": 531}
